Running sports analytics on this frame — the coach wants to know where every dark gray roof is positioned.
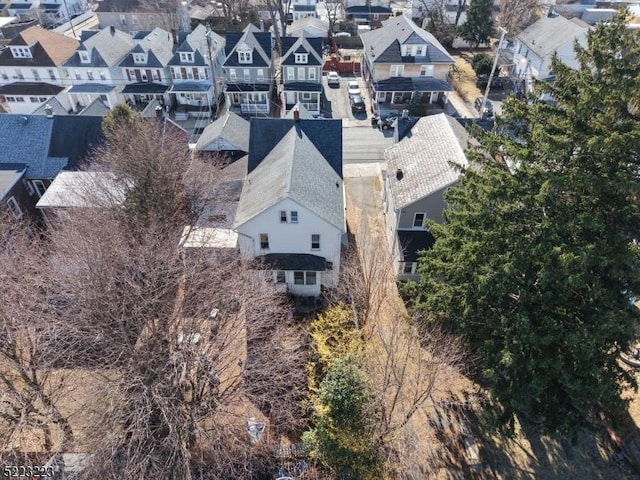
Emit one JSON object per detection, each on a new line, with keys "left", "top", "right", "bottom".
{"left": 169, "top": 82, "right": 211, "bottom": 92}
{"left": 293, "top": 4, "right": 316, "bottom": 11}
{"left": 121, "top": 82, "right": 169, "bottom": 94}
{"left": 281, "top": 36, "right": 322, "bottom": 66}
{"left": 68, "top": 83, "right": 115, "bottom": 93}
{"left": 385, "top": 113, "right": 469, "bottom": 209}
{"left": 397, "top": 230, "right": 434, "bottom": 262}
{"left": 194, "top": 112, "right": 250, "bottom": 153}
{"left": 516, "top": 13, "right": 589, "bottom": 59}
{"left": 360, "top": 15, "right": 453, "bottom": 64}
{"left": 375, "top": 77, "right": 452, "bottom": 92}
{"left": 248, "top": 118, "right": 342, "bottom": 177}
{"left": 284, "top": 103, "right": 314, "bottom": 119}
{"left": 254, "top": 253, "right": 329, "bottom": 271}
{"left": 346, "top": 5, "right": 391, "bottom": 13}
{"left": 0, "top": 115, "right": 104, "bottom": 180}
{"left": 224, "top": 28, "right": 272, "bottom": 67}
{"left": 31, "top": 97, "right": 68, "bottom": 116}
{"left": 0, "top": 82, "right": 63, "bottom": 95}
{"left": 236, "top": 123, "right": 344, "bottom": 231}
{"left": 64, "top": 26, "right": 134, "bottom": 68}
{"left": 168, "top": 24, "right": 224, "bottom": 68}
{"left": 283, "top": 82, "right": 322, "bottom": 91}
{"left": 78, "top": 98, "right": 111, "bottom": 116}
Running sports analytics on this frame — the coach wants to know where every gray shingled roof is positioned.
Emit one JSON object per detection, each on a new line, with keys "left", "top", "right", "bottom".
{"left": 119, "top": 28, "right": 174, "bottom": 68}
{"left": 235, "top": 125, "right": 344, "bottom": 231}
{"left": 281, "top": 36, "right": 323, "bottom": 66}
{"left": 516, "top": 14, "right": 589, "bottom": 59}
{"left": 31, "top": 97, "right": 68, "bottom": 116}
{"left": 194, "top": 112, "right": 250, "bottom": 153}
{"left": 360, "top": 15, "right": 453, "bottom": 64}
{"left": 385, "top": 113, "right": 469, "bottom": 209}
{"left": 65, "top": 26, "right": 133, "bottom": 68}
{"left": 168, "top": 24, "right": 225, "bottom": 68}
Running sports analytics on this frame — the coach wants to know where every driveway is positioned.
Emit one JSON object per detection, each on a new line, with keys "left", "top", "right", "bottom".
{"left": 322, "top": 75, "right": 371, "bottom": 126}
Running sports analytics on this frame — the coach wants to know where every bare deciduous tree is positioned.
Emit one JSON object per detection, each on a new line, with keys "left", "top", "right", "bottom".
{"left": 497, "top": 0, "right": 540, "bottom": 38}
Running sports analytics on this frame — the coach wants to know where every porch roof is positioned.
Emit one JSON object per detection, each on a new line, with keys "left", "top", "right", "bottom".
{"left": 8, "top": 3, "right": 32, "bottom": 8}
{"left": 169, "top": 82, "right": 211, "bottom": 93}
{"left": 374, "top": 77, "right": 452, "bottom": 93}
{"left": 226, "top": 83, "right": 270, "bottom": 92}
{"left": 283, "top": 82, "right": 322, "bottom": 92}
{"left": 122, "top": 82, "right": 169, "bottom": 94}
{"left": 254, "top": 253, "right": 329, "bottom": 271}
{"left": 68, "top": 83, "right": 115, "bottom": 94}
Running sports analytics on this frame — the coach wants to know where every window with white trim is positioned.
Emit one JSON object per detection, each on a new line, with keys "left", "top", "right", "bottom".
{"left": 120, "top": 14, "right": 127, "bottom": 24}
{"left": 79, "top": 51, "right": 90, "bottom": 63}
{"left": 10, "top": 47, "right": 32, "bottom": 59}
{"left": 290, "top": 211, "right": 298, "bottom": 223}
{"left": 373, "top": 13, "right": 379, "bottom": 20}
{"left": 311, "top": 234, "right": 320, "bottom": 250}
{"left": 6, "top": 196, "right": 22, "bottom": 219}
{"left": 229, "top": 68, "right": 236, "bottom": 80}
{"left": 306, "top": 271, "right": 316, "bottom": 285}
{"left": 75, "top": 70, "right": 81, "bottom": 80}
{"left": 403, "top": 262, "right": 415, "bottom": 274}
{"left": 297, "top": 67, "right": 305, "bottom": 80}
{"left": 238, "top": 49, "right": 253, "bottom": 64}
{"left": 32, "top": 180, "right": 47, "bottom": 198}
{"left": 32, "top": 69, "right": 39, "bottom": 81}
{"left": 15, "top": 69, "right": 24, "bottom": 80}
{"left": 287, "top": 67, "right": 295, "bottom": 80}
{"left": 22, "top": 179, "right": 34, "bottom": 196}
{"left": 276, "top": 270, "right": 286, "bottom": 283}
{"left": 308, "top": 68, "right": 316, "bottom": 80}
{"left": 133, "top": 53, "right": 146, "bottom": 64}
{"left": 259, "top": 233, "right": 269, "bottom": 249}
{"left": 48, "top": 69, "right": 56, "bottom": 81}
{"left": 293, "top": 271, "right": 317, "bottom": 285}
{"left": 87, "top": 70, "right": 94, "bottom": 80}
{"left": 295, "top": 53, "right": 308, "bottom": 63}
{"left": 412, "top": 212, "right": 426, "bottom": 228}
{"left": 243, "top": 69, "right": 250, "bottom": 81}
{"left": 100, "top": 70, "right": 107, "bottom": 80}
{"left": 419, "top": 65, "right": 434, "bottom": 77}
{"left": 390, "top": 65, "right": 404, "bottom": 77}
{"left": 301, "top": 92, "right": 312, "bottom": 100}
{"left": 256, "top": 68, "right": 264, "bottom": 80}
{"left": 415, "top": 46, "right": 425, "bottom": 56}
{"left": 179, "top": 52, "right": 194, "bottom": 63}
{"left": 280, "top": 210, "right": 287, "bottom": 222}
{"left": 1, "top": 71, "right": 8, "bottom": 80}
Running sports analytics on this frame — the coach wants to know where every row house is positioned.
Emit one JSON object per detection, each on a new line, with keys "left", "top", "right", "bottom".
{"left": 0, "top": 26, "right": 78, "bottom": 114}
{"left": 223, "top": 24, "right": 273, "bottom": 116}
{"left": 119, "top": 28, "right": 174, "bottom": 110}
{"left": 96, "top": 0, "right": 190, "bottom": 34}
{"left": 280, "top": 35, "right": 322, "bottom": 115}
{"left": 290, "top": 0, "right": 318, "bottom": 21}
{"left": 63, "top": 26, "right": 134, "bottom": 112}
{"left": 360, "top": 15, "right": 454, "bottom": 117}
{"left": 168, "top": 24, "right": 225, "bottom": 119}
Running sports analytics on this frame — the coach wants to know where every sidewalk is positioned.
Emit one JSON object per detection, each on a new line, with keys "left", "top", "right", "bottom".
{"left": 446, "top": 90, "right": 478, "bottom": 118}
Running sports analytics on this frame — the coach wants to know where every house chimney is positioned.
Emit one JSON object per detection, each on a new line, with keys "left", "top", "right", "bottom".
{"left": 293, "top": 108, "right": 299, "bottom": 122}
{"left": 401, "top": 109, "right": 409, "bottom": 119}
{"left": 110, "top": 25, "right": 115, "bottom": 35}
{"left": 171, "top": 28, "right": 178, "bottom": 45}
{"left": 155, "top": 105, "right": 163, "bottom": 120}
{"left": 396, "top": 168, "right": 403, "bottom": 180}
{"left": 44, "top": 104, "right": 53, "bottom": 118}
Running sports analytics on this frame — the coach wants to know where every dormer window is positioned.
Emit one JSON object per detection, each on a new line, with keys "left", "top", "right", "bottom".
{"left": 179, "top": 52, "right": 194, "bottom": 63}
{"left": 79, "top": 51, "right": 90, "bottom": 63}
{"left": 237, "top": 44, "right": 252, "bottom": 64}
{"left": 295, "top": 53, "right": 308, "bottom": 64}
{"left": 10, "top": 47, "right": 31, "bottom": 59}
{"left": 415, "top": 45, "right": 425, "bottom": 56}
{"left": 403, "top": 45, "right": 426, "bottom": 57}
{"left": 133, "top": 53, "right": 146, "bottom": 64}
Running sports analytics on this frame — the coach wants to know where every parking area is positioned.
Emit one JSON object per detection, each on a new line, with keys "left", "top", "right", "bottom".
{"left": 322, "top": 74, "right": 372, "bottom": 126}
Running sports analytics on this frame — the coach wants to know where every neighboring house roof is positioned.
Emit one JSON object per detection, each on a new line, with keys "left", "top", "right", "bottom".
{"left": 64, "top": 26, "right": 134, "bottom": 68}
{"left": 0, "top": 82, "right": 64, "bottom": 95}
{"left": 516, "top": 14, "right": 589, "bottom": 59}
{"left": 293, "top": 4, "right": 316, "bottom": 12}
{"left": 119, "top": 28, "right": 174, "bottom": 68}
{"left": 360, "top": 15, "right": 454, "bottom": 64}
{"left": 78, "top": 98, "right": 111, "bottom": 116}
{"left": 31, "top": 97, "right": 68, "bottom": 115}
{"left": 0, "top": 114, "right": 104, "bottom": 179}
{"left": 224, "top": 25, "right": 272, "bottom": 68}
{"left": 36, "top": 171, "right": 125, "bottom": 208}
{"left": 287, "top": 17, "right": 329, "bottom": 38}
{"left": 168, "top": 24, "right": 224, "bottom": 68}
{"left": 248, "top": 118, "right": 342, "bottom": 177}
{"left": 0, "top": 163, "right": 26, "bottom": 199}
{"left": 581, "top": 8, "right": 616, "bottom": 25}
{"left": 385, "top": 113, "right": 469, "bottom": 209}
{"left": 0, "top": 26, "right": 79, "bottom": 67}
{"left": 255, "top": 253, "right": 330, "bottom": 271}
{"left": 346, "top": 5, "right": 392, "bottom": 14}
{"left": 236, "top": 119, "right": 344, "bottom": 231}
{"left": 194, "top": 112, "right": 250, "bottom": 153}
{"left": 95, "top": 0, "right": 146, "bottom": 12}
{"left": 281, "top": 36, "right": 323, "bottom": 66}
{"left": 284, "top": 102, "right": 314, "bottom": 119}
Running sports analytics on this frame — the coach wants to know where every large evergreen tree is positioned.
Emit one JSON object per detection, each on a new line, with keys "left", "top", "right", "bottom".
{"left": 457, "top": 0, "right": 494, "bottom": 48}
{"left": 408, "top": 11, "right": 640, "bottom": 436}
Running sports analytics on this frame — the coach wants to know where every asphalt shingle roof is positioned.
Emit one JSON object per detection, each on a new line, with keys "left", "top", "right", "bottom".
{"left": 516, "top": 14, "right": 589, "bottom": 59}
{"left": 65, "top": 26, "right": 134, "bottom": 68}
{"left": 281, "top": 36, "right": 323, "bottom": 66}
{"left": 0, "top": 114, "right": 104, "bottom": 180}
{"left": 119, "top": 28, "right": 174, "bottom": 68}
{"left": 236, "top": 120, "right": 344, "bottom": 231}
{"left": 168, "top": 24, "right": 224, "bottom": 67}
{"left": 0, "top": 82, "right": 64, "bottom": 95}
{"left": 0, "top": 26, "right": 79, "bottom": 67}
{"left": 224, "top": 25, "right": 272, "bottom": 67}
{"left": 194, "top": 112, "right": 250, "bottom": 153}
{"left": 255, "top": 253, "right": 329, "bottom": 271}
{"left": 385, "top": 113, "right": 469, "bottom": 209}
{"left": 360, "top": 15, "right": 454, "bottom": 64}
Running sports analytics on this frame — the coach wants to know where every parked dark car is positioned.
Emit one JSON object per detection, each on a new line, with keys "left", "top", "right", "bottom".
{"left": 350, "top": 94, "right": 365, "bottom": 113}
{"left": 474, "top": 97, "right": 494, "bottom": 118}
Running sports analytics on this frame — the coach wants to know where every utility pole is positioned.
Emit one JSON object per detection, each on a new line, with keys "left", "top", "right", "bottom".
{"left": 481, "top": 26, "right": 507, "bottom": 118}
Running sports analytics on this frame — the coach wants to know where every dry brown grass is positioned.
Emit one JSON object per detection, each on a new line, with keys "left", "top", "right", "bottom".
{"left": 450, "top": 54, "right": 483, "bottom": 103}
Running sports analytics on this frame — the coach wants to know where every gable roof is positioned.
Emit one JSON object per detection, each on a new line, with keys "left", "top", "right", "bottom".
{"left": 64, "top": 26, "right": 134, "bottom": 68}
{"left": 248, "top": 118, "right": 342, "bottom": 178}
{"left": 224, "top": 27, "right": 272, "bottom": 67}
{"left": 119, "top": 28, "right": 174, "bottom": 67}
{"left": 168, "top": 24, "right": 224, "bottom": 68}
{"left": 287, "top": 17, "right": 329, "bottom": 38}
{"left": 0, "top": 26, "right": 79, "bottom": 67}
{"left": 280, "top": 36, "right": 323, "bottom": 66}
{"left": 0, "top": 115, "right": 104, "bottom": 180}
{"left": 31, "top": 97, "right": 68, "bottom": 116}
{"left": 194, "top": 112, "right": 250, "bottom": 153}
{"left": 516, "top": 14, "right": 589, "bottom": 59}
{"left": 360, "top": 15, "right": 454, "bottom": 64}
{"left": 235, "top": 124, "right": 344, "bottom": 231}
{"left": 385, "top": 113, "right": 469, "bottom": 209}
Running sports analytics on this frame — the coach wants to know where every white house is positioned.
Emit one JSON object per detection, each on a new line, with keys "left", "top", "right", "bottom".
{"left": 512, "top": 13, "right": 589, "bottom": 92}
{"left": 234, "top": 115, "right": 345, "bottom": 296}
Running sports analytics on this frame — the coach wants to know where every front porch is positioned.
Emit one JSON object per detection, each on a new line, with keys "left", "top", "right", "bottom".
{"left": 67, "top": 83, "right": 117, "bottom": 113}
{"left": 282, "top": 83, "right": 322, "bottom": 115}
{"left": 169, "top": 82, "right": 215, "bottom": 120}
{"left": 371, "top": 77, "right": 452, "bottom": 116}
{"left": 226, "top": 85, "right": 271, "bottom": 116}
{"left": 122, "top": 82, "right": 170, "bottom": 113}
